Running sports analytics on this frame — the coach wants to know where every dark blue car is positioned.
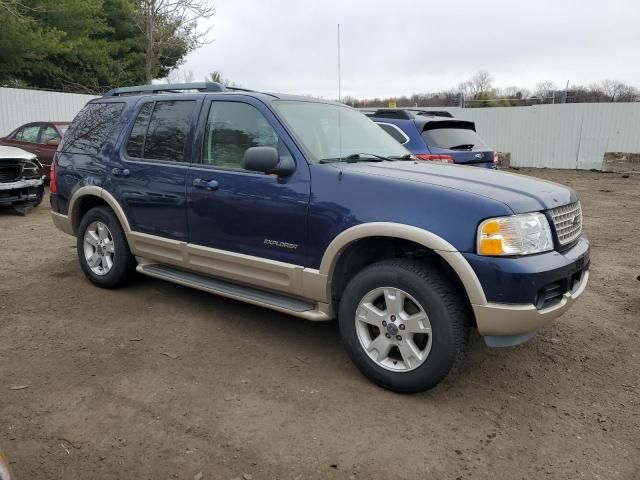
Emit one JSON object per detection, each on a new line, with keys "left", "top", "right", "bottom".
{"left": 50, "top": 83, "right": 589, "bottom": 393}
{"left": 363, "top": 108, "right": 497, "bottom": 168}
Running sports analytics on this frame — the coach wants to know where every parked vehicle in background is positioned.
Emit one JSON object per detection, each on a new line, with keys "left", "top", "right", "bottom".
{"left": 362, "top": 108, "right": 497, "bottom": 168}
{"left": 50, "top": 83, "right": 589, "bottom": 393}
{"left": 0, "top": 121, "right": 69, "bottom": 180}
{"left": 0, "top": 146, "right": 45, "bottom": 214}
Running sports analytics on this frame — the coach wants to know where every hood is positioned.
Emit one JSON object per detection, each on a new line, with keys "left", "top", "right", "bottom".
{"left": 0, "top": 145, "right": 37, "bottom": 161}
{"left": 339, "top": 161, "right": 577, "bottom": 213}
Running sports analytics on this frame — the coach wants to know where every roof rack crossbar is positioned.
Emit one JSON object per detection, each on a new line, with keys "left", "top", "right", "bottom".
{"left": 103, "top": 82, "right": 227, "bottom": 97}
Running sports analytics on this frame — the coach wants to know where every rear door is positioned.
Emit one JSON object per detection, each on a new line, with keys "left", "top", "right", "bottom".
{"left": 421, "top": 121, "right": 495, "bottom": 167}
{"left": 37, "top": 124, "right": 62, "bottom": 177}
{"left": 108, "top": 97, "right": 202, "bottom": 241}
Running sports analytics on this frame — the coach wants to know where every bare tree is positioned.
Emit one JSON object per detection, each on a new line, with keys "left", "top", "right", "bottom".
{"left": 534, "top": 80, "right": 557, "bottom": 102}
{"left": 599, "top": 79, "right": 637, "bottom": 102}
{"left": 467, "top": 70, "right": 494, "bottom": 98}
{"left": 164, "top": 68, "right": 194, "bottom": 83}
{"left": 207, "top": 70, "right": 238, "bottom": 87}
{"left": 137, "top": 0, "right": 215, "bottom": 84}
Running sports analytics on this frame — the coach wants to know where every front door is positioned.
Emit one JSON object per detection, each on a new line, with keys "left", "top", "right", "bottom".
{"left": 108, "top": 98, "right": 202, "bottom": 241}
{"left": 187, "top": 97, "right": 311, "bottom": 266}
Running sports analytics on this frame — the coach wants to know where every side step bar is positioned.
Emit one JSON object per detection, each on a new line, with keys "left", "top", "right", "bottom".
{"left": 137, "top": 264, "right": 332, "bottom": 321}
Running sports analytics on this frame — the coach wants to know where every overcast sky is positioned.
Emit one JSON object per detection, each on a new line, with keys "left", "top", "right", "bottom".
{"left": 182, "top": 0, "right": 640, "bottom": 99}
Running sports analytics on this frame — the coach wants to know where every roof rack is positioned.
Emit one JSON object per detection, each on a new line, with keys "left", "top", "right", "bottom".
{"left": 368, "top": 109, "right": 413, "bottom": 120}
{"left": 103, "top": 82, "right": 227, "bottom": 97}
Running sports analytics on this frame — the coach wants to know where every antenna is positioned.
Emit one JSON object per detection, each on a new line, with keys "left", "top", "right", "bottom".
{"left": 337, "top": 23, "right": 342, "bottom": 103}
{"left": 337, "top": 23, "right": 342, "bottom": 159}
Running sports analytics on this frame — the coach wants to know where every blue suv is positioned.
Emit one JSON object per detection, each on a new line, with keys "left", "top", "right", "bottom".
{"left": 51, "top": 83, "right": 590, "bottom": 393}
{"left": 364, "top": 108, "right": 497, "bottom": 168}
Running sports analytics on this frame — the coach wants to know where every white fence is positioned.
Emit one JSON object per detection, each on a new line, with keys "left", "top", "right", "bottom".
{"left": 1, "top": 88, "right": 639, "bottom": 170}
{"left": 0, "top": 88, "right": 97, "bottom": 136}
{"left": 445, "top": 103, "right": 640, "bottom": 170}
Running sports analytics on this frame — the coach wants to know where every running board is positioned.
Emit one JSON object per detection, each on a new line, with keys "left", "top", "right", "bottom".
{"left": 136, "top": 264, "right": 331, "bottom": 321}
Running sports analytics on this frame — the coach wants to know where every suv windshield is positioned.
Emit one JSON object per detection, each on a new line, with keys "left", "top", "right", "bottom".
{"left": 273, "top": 101, "right": 409, "bottom": 162}
{"left": 421, "top": 122, "right": 488, "bottom": 150}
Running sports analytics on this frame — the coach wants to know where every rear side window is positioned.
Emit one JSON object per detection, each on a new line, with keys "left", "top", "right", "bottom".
{"left": 421, "top": 121, "right": 488, "bottom": 150}
{"left": 126, "top": 103, "right": 154, "bottom": 158}
{"left": 62, "top": 103, "right": 125, "bottom": 154}
{"left": 377, "top": 123, "right": 408, "bottom": 144}
{"left": 40, "top": 126, "right": 59, "bottom": 144}
{"left": 126, "top": 100, "right": 195, "bottom": 162}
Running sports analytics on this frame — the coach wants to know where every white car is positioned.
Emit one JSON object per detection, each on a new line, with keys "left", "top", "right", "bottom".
{"left": 0, "top": 145, "right": 45, "bottom": 214}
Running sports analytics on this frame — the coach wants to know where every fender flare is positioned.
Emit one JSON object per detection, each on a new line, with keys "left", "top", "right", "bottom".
{"left": 318, "top": 222, "right": 487, "bottom": 306}
{"left": 68, "top": 186, "right": 132, "bottom": 234}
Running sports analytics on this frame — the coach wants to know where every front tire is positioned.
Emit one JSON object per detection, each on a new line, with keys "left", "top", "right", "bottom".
{"left": 338, "top": 259, "right": 469, "bottom": 393}
{"left": 77, "top": 206, "right": 136, "bottom": 288}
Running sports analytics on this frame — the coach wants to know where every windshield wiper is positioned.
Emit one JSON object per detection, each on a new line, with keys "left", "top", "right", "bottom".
{"left": 387, "top": 154, "right": 413, "bottom": 161}
{"left": 319, "top": 153, "right": 389, "bottom": 164}
{"left": 449, "top": 143, "right": 474, "bottom": 150}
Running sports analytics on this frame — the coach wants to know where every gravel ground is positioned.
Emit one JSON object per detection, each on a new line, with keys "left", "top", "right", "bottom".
{"left": 0, "top": 169, "right": 638, "bottom": 480}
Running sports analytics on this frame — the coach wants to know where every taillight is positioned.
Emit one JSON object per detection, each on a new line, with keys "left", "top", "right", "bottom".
{"left": 415, "top": 154, "right": 454, "bottom": 163}
{"left": 50, "top": 159, "right": 57, "bottom": 193}
{"left": 493, "top": 151, "right": 498, "bottom": 164}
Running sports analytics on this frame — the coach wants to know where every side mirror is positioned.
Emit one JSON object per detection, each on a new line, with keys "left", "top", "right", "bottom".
{"left": 46, "top": 138, "right": 60, "bottom": 147}
{"left": 242, "top": 146, "right": 294, "bottom": 176}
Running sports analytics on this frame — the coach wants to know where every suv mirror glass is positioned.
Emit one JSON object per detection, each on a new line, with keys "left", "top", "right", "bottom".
{"left": 242, "top": 146, "right": 294, "bottom": 176}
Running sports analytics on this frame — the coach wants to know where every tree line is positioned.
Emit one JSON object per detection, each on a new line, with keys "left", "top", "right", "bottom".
{"left": 343, "top": 70, "right": 639, "bottom": 108}
{"left": 0, "top": 0, "right": 213, "bottom": 93}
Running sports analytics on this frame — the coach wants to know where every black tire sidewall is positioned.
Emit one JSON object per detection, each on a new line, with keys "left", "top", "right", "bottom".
{"left": 339, "top": 263, "right": 461, "bottom": 393}
{"left": 76, "top": 207, "right": 133, "bottom": 288}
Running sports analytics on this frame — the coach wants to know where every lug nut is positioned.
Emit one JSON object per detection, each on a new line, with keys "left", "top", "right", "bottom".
{"left": 390, "top": 315, "right": 396, "bottom": 322}
{"left": 396, "top": 335, "right": 402, "bottom": 341}
{"left": 399, "top": 324, "right": 405, "bottom": 330}
{"left": 382, "top": 320, "right": 387, "bottom": 327}
{"left": 385, "top": 333, "right": 391, "bottom": 339}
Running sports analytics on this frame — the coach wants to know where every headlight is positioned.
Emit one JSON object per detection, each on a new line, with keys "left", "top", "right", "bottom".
{"left": 477, "top": 212, "right": 553, "bottom": 256}
{"left": 21, "top": 160, "right": 42, "bottom": 180}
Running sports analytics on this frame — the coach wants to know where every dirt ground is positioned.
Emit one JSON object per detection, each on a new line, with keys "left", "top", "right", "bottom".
{"left": 1, "top": 169, "right": 639, "bottom": 480}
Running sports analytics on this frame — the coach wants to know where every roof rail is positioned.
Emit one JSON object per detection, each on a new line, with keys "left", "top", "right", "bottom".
{"left": 103, "top": 82, "right": 226, "bottom": 97}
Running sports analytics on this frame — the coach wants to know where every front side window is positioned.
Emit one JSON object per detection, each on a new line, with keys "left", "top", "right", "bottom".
{"left": 62, "top": 102, "right": 125, "bottom": 154}
{"left": 273, "top": 101, "right": 408, "bottom": 162}
{"left": 125, "top": 100, "right": 195, "bottom": 162}
{"left": 16, "top": 125, "right": 40, "bottom": 143}
{"left": 202, "top": 101, "right": 279, "bottom": 169}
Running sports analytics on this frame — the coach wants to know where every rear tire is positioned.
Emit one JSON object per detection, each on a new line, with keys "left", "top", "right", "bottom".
{"left": 338, "top": 258, "right": 469, "bottom": 393}
{"left": 77, "top": 206, "right": 136, "bottom": 288}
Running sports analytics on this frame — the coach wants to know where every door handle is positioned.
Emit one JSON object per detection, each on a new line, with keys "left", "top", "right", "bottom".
{"left": 192, "top": 178, "right": 219, "bottom": 191}
{"left": 111, "top": 167, "right": 130, "bottom": 178}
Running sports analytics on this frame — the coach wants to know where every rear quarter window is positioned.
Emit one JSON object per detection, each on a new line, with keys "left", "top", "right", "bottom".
{"left": 376, "top": 123, "right": 409, "bottom": 144}
{"left": 62, "top": 102, "right": 125, "bottom": 155}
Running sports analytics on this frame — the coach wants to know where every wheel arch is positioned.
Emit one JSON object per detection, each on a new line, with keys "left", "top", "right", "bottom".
{"left": 319, "top": 223, "right": 487, "bottom": 308}
{"left": 69, "top": 186, "right": 131, "bottom": 235}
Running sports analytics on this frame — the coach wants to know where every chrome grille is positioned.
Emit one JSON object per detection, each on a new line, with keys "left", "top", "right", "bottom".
{"left": 548, "top": 202, "right": 582, "bottom": 245}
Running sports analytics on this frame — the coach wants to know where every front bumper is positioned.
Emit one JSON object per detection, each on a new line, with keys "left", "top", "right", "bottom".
{"left": 464, "top": 235, "right": 590, "bottom": 343}
{"left": 0, "top": 178, "right": 44, "bottom": 206}
{"left": 472, "top": 268, "right": 589, "bottom": 337}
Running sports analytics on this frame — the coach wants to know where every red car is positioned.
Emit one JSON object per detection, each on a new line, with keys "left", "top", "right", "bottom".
{"left": 0, "top": 121, "right": 69, "bottom": 180}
